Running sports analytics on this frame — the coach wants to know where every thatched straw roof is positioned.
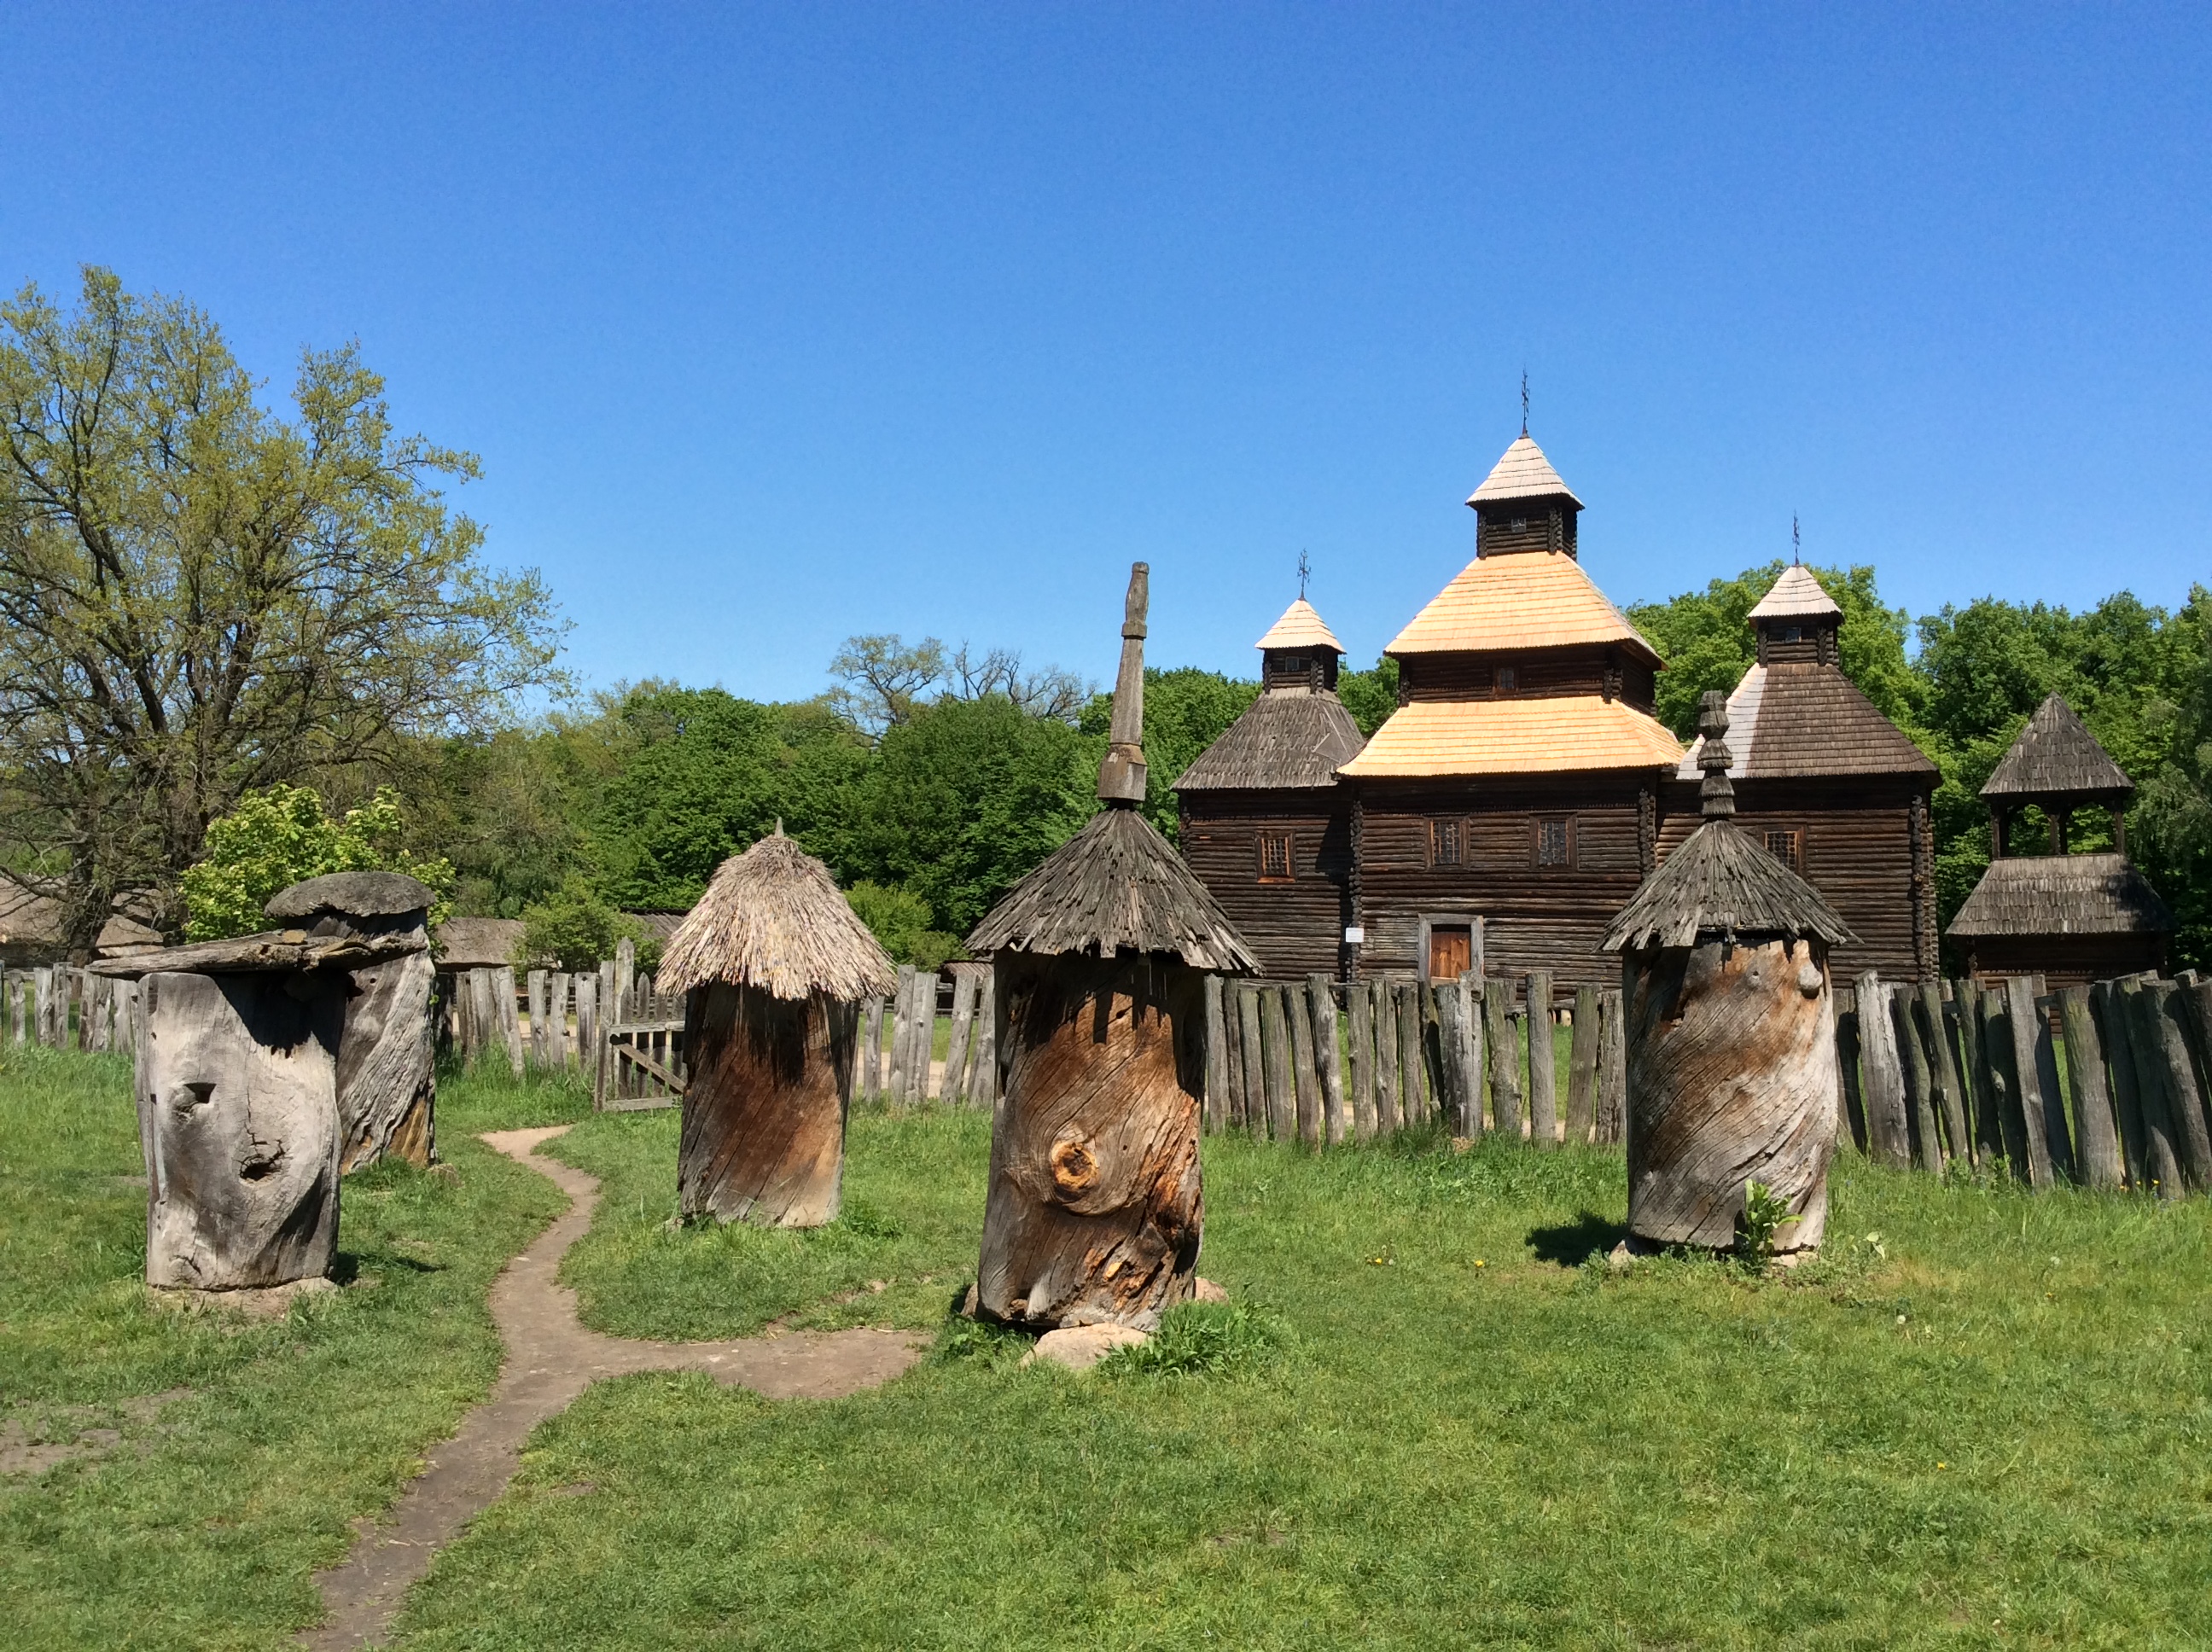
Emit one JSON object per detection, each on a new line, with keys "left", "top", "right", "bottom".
{"left": 967, "top": 806, "right": 1259, "bottom": 971}
{"left": 1606, "top": 688, "right": 1854, "bottom": 953}
{"left": 659, "top": 831, "right": 897, "bottom": 1002}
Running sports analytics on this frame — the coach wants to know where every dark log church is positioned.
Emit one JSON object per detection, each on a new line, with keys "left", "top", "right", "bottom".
{"left": 1175, "top": 432, "right": 1942, "bottom": 997}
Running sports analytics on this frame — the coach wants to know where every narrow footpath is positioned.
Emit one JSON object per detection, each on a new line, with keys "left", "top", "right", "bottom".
{"left": 300, "top": 1126, "right": 924, "bottom": 1650}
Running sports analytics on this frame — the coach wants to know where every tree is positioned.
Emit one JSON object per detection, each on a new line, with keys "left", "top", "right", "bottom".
{"left": 1079, "top": 666, "right": 1260, "bottom": 841}
{"left": 180, "top": 783, "right": 453, "bottom": 940}
{"left": 517, "top": 875, "right": 657, "bottom": 972}
{"left": 1336, "top": 656, "right": 1402, "bottom": 737}
{"left": 827, "top": 634, "right": 946, "bottom": 733}
{"left": 0, "top": 269, "right": 563, "bottom": 949}
{"left": 843, "top": 880, "right": 961, "bottom": 969}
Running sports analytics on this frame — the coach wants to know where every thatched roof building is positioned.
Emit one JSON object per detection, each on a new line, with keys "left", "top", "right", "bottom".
{"left": 661, "top": 830, "right": 895, "bottom": 1002}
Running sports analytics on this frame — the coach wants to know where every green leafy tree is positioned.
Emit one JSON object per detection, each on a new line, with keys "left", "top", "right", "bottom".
{"left": 1336, "top": 657, "right": 1402, "bottom": 737}
{"left": 180, "top": 784, "right": 453, "bottom": 939}
{"left": 0, "top": 269, "right": 562, "bottom": 949}
{"left": 516, "top": 875, "right": 657, "bottom": 972}
{"left": 844, "top": 881, "right": 961, "bottom": 970}
{"left": 1079, "top": 667, "right": 1260, "bottom": 841}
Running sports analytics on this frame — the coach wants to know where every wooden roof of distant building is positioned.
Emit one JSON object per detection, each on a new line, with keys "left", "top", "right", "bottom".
{"left": 432, "top": 916, "right": 527, "bottom": 969}
{"left": 1982, "top": 694, "right": 2133, "bottom": 800}
{"left": 1747, "top": 563, "right": 1843, "bottom": 621}
{"left": 1465, "top": 433, "right": 1584, "bottom": 509}
{"left": 1677, "top": 664, "right": 1936, "bottom": 781}
{"left": 1340, "top": 695, "right": 1684, "bottom": 779}
{"left": 1175, "top": 688, "right": 1365, "bottom": 792}
{"left": 1254, "top": 597, "right": 1345, "bottom": 654}
{"left": 1383, "top": 547, "right": 1662, "bottom": 664}
{"left": 0, "top": 883, "right": 163, "bottom": 958}
{"left": 1947, "top": 852, "right": 2173, "bottom": 939}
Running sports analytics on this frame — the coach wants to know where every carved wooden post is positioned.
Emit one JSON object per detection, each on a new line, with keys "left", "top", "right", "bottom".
{"left": 661, "top": 831, "right": 896, "bottom": 1228}
{"left": 967, "top": 564, "right": 1258, "bottom": 1331}
{"left": 1604, "top": 692, "right": 1854, "bottom": 1254}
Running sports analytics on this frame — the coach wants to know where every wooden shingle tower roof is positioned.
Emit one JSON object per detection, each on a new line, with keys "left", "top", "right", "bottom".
{"left": 1982, "top": 694, "right": 2133, "bottom": 802}
{"left": 1175, "top": 596, "right": 1365, "bottom": 793}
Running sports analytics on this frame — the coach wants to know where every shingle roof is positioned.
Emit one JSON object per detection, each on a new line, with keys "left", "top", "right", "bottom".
{"left": 1466, "top": 434, "right": 1584, "bottom": 509}
{"left": 1338, "top": 695, "right": 1684, "bottom": 779}
{"left": 1748, "top": 564, "right": 1843, "bottom": 621}
{"left": 1676, "top": 664, "right": 1936, "bottom": 781}
{"left": 1384, "top": 548, "right": 1662, "bottom": 662}
{"left": 1604, "top": 816, "right": 1855, "bottom": 951}
{"left": 1947, "top": 852, "right": 2174, "bottom": 939}
{"left": 1982, "top": 694, "right": 2133, "bottom": 800}
{"left": 1254, "top": 598, "right": 1345, "bottom": 654}
{"left": 1173, "top": 689, "right": 1365, "bottom": 791}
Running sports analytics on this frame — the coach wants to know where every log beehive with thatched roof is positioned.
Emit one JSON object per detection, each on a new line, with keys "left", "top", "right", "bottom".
{"left": 660, "top": 829, "right": 897, "bottom": 1228}
{"left": 1947, "top": 693, "right": 2172, "bottom": 988}
{"left": 1173, "top": 594, "right": 1366, "bottom": 980}
{"left": 1604, "top": 691, "right": 1854, "bottom": 1254}
{"left": 968, "top": 563, "right": 1259, "bottom": 1332}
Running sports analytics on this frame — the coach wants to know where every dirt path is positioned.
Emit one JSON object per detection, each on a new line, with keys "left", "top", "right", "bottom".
{"left": 300, "top": 1126, "right": 923, "bottom": 1650}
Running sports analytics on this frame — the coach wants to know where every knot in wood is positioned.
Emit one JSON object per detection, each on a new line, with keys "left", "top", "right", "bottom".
{"left": 1048, "top": 1128, "right": 1100, "bottom": 1196}
{"left": 1797, "top": 963, "right": 1823, "bottom": 998}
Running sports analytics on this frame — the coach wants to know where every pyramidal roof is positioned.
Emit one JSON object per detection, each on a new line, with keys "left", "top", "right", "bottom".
{"left": 1982, "top": 694, "right": 2134, "bottom": 800}
{"left": 1385, "top": 546, "right": 1661, "bottom": 662}
{"left": 1748, "top": 564, "right": 1843, "bottom": 621}
{"left": 1254, "top": 597, "right": 1344, "bottom": 654}
{"left": 1465, "top": 433, "right": 1584, "bottom": 509}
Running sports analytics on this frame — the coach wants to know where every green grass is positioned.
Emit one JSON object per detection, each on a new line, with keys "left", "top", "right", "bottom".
{"left": 7, "top": 1053, "right": 2212, "bottom": 1649}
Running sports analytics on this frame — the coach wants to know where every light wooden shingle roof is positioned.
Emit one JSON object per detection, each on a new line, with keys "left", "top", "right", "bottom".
{"left": 1254, "top": 597, "right": 1345, "bottom": 654}
{"left": 1748, "top": 564, "right": 1842, "bottom": 621}
{"left": 1465, "top": 434, "right": 1583, "bottom": 509}
{"left": 1338, "top": 695, "right": 1684, "bottom": 779}
{"left": 1385, "top": 548, "right": 1662, "bottom": 664}
{"left": 1676, "top": 664, "right": 1936, "bottom": 781}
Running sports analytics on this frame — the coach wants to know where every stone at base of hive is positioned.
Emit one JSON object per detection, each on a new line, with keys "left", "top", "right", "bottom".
{"left": 148, "top": 1277, "right": 338, "bottom": 1318}
{"left": 1190, "top": 1277, "right": 1228, "bottom": 1304}
{"left": 1021, "top": 1323, "right": 1150, "bottom": 1372}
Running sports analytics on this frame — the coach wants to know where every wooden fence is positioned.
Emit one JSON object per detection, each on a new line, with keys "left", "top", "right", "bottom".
{"left": 1, "top": 965, "right": 142, "bottom": 1056}
{"left": 1838, "top": 966, "right": 2212, "bottom": 1195}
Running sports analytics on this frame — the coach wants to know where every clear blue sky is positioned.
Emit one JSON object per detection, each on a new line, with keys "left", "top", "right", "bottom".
{"left": 8, "top": 3, "right": 2209, "bottom": 703}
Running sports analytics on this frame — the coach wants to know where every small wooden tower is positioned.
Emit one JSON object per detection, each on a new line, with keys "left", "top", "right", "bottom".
{"left": 1947, "top": 693, "right": 2173, "bottom": 988}
{"left": 1173, "top": 596, "right": 1365, "bottom": 980}
{"left": 1604, "top": 691, "right": 1855, "bottom": 1254}
{"left": 968, "top": 563, "right": 1260, "bottom": 1331}
{"left": 660, "top": 830, "right": 898, "bottom": 1228}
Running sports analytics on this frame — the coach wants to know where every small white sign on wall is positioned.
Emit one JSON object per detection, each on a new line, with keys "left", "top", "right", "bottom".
{"left": 1343, "top": 926, "right": 1364, "bottom": 944}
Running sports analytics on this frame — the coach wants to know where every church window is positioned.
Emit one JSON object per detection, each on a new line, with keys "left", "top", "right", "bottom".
{"left": 1257, "top": 831, "right": 1294, "bottom": 882}
{"left": 1429, "top": 818, "right": 1463, "bottom": 868}
{"left": 1534, "top": 817, "right": 1574, "bottom": 868}
{"left": 1764, "top": 829, "right": 1804, "bottom": 873}
{"left": 1495, "top": 665, "right": 1517, "bottom": 696}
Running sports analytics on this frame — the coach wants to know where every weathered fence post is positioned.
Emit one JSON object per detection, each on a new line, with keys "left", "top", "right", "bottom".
{"left": 1220, "top": 980, "right": 1247, "bottom": 1130}
{"left": 1920, "top": 980, "right": 1971, "bottom": 1163}
{"left": 555, "top": 973, "right": 575, "bottom": 1067}
{"left": 887, "top": 964, "right": 916, "bottom": 1103}
{"left": 1257, "top": 985, "right": 1291, "bottom": 1140}
{"left": 1489, "top": 976, "right": 1523, "bottom": 1139}
{"left": 1459, "top": 974, "right": 1488, "bottom": 1140}
{"left": 857, "top": 997, "right": 882, "bottom": 1101}
{"left": 2118, "top": 980, "right": 2186, "bottom": 1195}
{"left": 34, "top": 966, "right": 56, "bottom": 1049}
{"left": 1347, "top": 980, "right": 1376, "bottom": 1141}
{"left": 1434, "top": 980, "right": 1468, "bottom": 1137}
{"left": 1951, "top": 980, "right": 1994, "bottom": 1162}
{"left": 9, "top": 972, "right": 24, "bottom": 1044}
{"left": 2142, "top": 979, "right": 2212, "bottom": 1190}
{"left": 527, "top": 969, "right": 550, "bottom": 1069}
{"left": 1566, "top": 984, "right": 1600, "bottom": 1146}
{"left": 1855, "top": 969, "right": 1910, "bottom": 1167}
{"left": 2003, "top": 975, "right": 2058, "bottom": 1186}
{"left": 1525, "top": 972, "right": 1556, "bottom": 1148}
{"left": 945, "top": 971, "right": 979, "bottom": 1108}
{"left": 1397, "top": 980, "right": 1428, "bottom": 1128}
{"left": 1236, "top": 984, "right": 1266, "bottom": 1136}
{"left": 968, "top": 974, "right": 998, "bottom": 1109}
{"left": 575, "top": 974, "right": 599, "bottom": 1077}
{"left": 1310, "top": 974, "right": 1346, "bottom": 1145}
{"left": 2091, "top": 980, "right": 2145, "bottom": 1186}
{"left": 614, "top": 937, "right": 636, "bottom": 1022}
{"left": 2058, "top": 985, "right": 2122, "bottom": 1190}
{"left": 1892, "top": 984, "right": 1941, "bottom": 1171}
{"left": 1372, "top": 980, "right": 1401, "bottom": 1134}
{"left": 1834, "top": 986, "right": 1867, "bottom": 1151}
{"left": 1976, "top": 986, "right": 2026, "bottom": 1173}
{"left": 1287, "top": 980, "right": 1321, "bottom": 1143}
{"left": 1200, "top": 974, "right": 1228, "bottom": 1133}
{"left": 1596, "top": 986, "right": 1626, "bottom": 1144}
{"left": 499, "top": 965, "right": 525, "bottom": 1077}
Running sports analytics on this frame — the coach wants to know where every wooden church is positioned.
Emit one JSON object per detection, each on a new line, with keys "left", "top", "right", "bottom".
{"left": 1663, "top": 564, "right": 1941, "bottom": 981}
{"left": 1173, "top": 598, "right": 1366, "bottom": 980}
{"left": 1334, "top": 433, "right": 1683, "bottom": 995}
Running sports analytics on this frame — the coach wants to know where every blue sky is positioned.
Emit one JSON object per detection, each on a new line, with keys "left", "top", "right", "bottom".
{"left": 8, "top": 4, "right": 2209, "bottom": 703}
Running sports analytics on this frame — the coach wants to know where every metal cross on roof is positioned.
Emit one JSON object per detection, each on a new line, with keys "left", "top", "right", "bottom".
{"left": 1520, "top": 370, "right": 1529, "bottom": 436}
{"left": 1297, "top": 548, "right": 1311, "bottom": 599}
{"left": 1792, "top": 513, "right": 1801, "bottom": 565}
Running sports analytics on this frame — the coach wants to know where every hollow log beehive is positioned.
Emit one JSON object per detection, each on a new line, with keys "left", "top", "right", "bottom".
{"left": 1604, "top": 691, "right": 1855, "bottom": 1254}
{"left": 968, "top": 564, "right": 1259, "bottom": 1330}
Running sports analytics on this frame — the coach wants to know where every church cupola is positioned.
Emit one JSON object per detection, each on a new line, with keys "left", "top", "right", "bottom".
{"left": 1254, "top": 597, "right": 1345, "bottom": 691}
{"left": 1748, "top": 564, "right": 1844, "bottom": 666}
{"left": 1466, "top": 433, "right": 1583, "bottom": 559}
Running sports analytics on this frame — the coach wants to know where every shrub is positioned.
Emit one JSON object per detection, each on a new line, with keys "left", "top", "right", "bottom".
{"left": 182, "top": 784, "right": 453, "bottom": 940}
{"left": 517, "top": 877, "right": 658, "bottom": 972}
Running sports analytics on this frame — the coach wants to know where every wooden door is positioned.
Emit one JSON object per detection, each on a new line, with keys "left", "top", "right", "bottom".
{"left": 1428, "top": 924, "right": 1472, "bottom": 981}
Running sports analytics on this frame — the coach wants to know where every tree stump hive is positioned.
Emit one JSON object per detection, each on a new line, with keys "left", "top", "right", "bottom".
{"left": 965, "top": 564, "right": 1259, "bottom": 1330}
{"left": 659, "top": 829, "right": 897, "bottom": 1227}
{"left": 1603, "top": 691, "right": 1856, "bottom": 1254}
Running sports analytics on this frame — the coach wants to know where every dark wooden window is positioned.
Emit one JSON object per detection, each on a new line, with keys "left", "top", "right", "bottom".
{"left": 1280, "top": 654, "right": 1308, "bottom": 677}
{"left": 1494, "top": 665, "right": 1517, "bottom": 696}
{"left": 1763, "top": 829, "right": 1804, "bottom": 873}
{"left": 1257, "top": 830, "right": 1294, "bottom": 883}
{"left": 1534, "top": 816, "right": 1574, "bottom": 868}
{"left": 1429, "top": 817, "right": 1462, "bottom": 868}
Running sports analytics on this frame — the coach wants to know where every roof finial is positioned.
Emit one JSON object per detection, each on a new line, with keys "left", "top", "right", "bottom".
{"left": 1697, "top": 690, "right": 1736, "bottom": 820}
{"left": 1296, "top": 548, "right": 1311, "bottom": 600}
{"left": 1096, "top": 562, "right": 1150, "bottom": 806}
{"left": 1520, "top": 369, "right": 1529, "bottom": 437}
{"left": 1792, "top": 513, "right": 1801, "bottom": 566}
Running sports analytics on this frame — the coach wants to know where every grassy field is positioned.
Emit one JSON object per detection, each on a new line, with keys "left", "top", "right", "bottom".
{"left": 4, "top": 1050, "right": 2210, "bottom": 1649}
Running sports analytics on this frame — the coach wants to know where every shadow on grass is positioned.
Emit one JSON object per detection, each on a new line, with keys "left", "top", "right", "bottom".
{"left": 1526, "top": 1212, "right": 1627, "bottom": 1268}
